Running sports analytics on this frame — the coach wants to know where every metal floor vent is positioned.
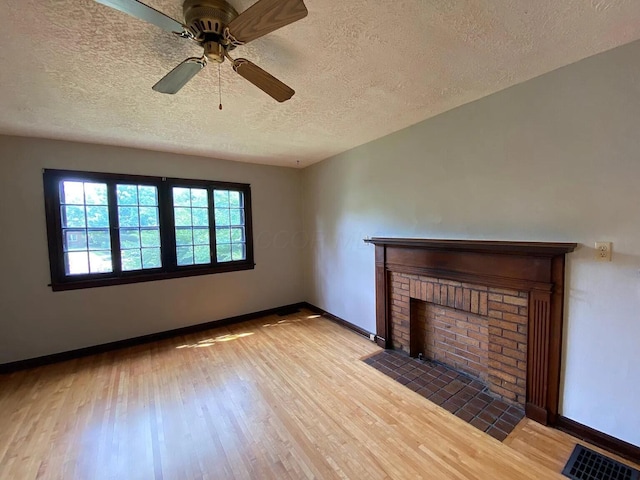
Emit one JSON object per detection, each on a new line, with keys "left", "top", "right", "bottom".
{"left": 562, "top": 444, "right": 639, "bottom": 480}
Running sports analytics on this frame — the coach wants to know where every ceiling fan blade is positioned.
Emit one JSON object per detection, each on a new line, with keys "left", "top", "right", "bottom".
{"left": 227, "top": 0, "right": 308, "bottom": 44}
{"left": 94, "top": 0, "right": 186, "bottom": 34}
{"left": 233, "top": 59, "right": 294, "bottom": 102}
{"left": 152, "top": 58, "right": 206, "bottom": 94}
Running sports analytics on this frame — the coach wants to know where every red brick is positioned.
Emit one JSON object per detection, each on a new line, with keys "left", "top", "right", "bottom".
{"left": 421, "top": 281, "right": 428, "bottom": 301}
{"left": 433, "top": 284, "right": 440, "bottom": 305}
{"left": 463, "top": 289, "right": 471, "bottom": 312}
{"left": 502, "top": 347, "right": 526, "bottom": 362}
{"left": 440, "top": 330, "right": 455, "bottom": 341}
{"left": 454, "top": 287, "right": 463, "bottom": 310}
{"left": 489, "top": 287, "right": 520, "bottom": 296}
{"left": 464, "top": 345, "right": 485, "bottom": 357}
{"left": 489, "top": 319, "right": 518, "bottom": 332}
{"left": 445, "top": 309, "right": 473, "bottom": 321}
{"left": 464, "top": 283, "right": 487, "bottom": 291}
{"left": 488, "top": 352, "right": 518, "bottom": 367}
{"left": 490, "top": 385, "right": 517, "bottom": 401}
{"left": 502, "top": 330, "right": 527, "bottom": 344}
{"left": 457, "top": 336, "right": 480, "bottom": 348}
{"left": 488, "top": 372, "right": 511, "bottom": 385}
{"left": 507, "top": 383, "right": 526, "bottom": 396}
{"left": 454, "top": 348, "right": 480, "bottom": 363}
{"left": 503, "top": 313, "right": 527, "bottom": 324}
{"left": 392, "top": 298, "right": 405, "bottom": 307}
{"left": 503, "top": 295, "right": 528, "bottom": 307}
{"left": 426, "top": 282, "right": 434, "bottom": 302}
{"left": 395, "top": 276, "right": 409, "bottom": 285}
{"left": 488, "top": 301, "right": 519, "bottom": 314}
{"left": 440, "top": 285, "right": 448, "bottom": 305}
{"left": 493, "top": 336, "right": 518, "bottom": 349}
{"left": 495, "top": 363, "right": 525, "bottom": 378}
{"left": 448, "top": 326, "right": 470, "bottom": 337}
{"left": 488, "top": 310, "right": 503, "bottom": 319}
{"left": 467, "top": 330, "right": 486, "bottom": 342}
{"left": 467, "top": 314, "right": 486, "bottom": 325}
{"left": 479, "top": 292, "right": 488, "bottom": 315}
{"left": 448, "top": 286, "right": 456, "bottom": 308}
{"left": 465, "top": 322, "right": 480, "bottom": 333}
{"left": 471, "top": 291, "right": 479, "bottom": 314}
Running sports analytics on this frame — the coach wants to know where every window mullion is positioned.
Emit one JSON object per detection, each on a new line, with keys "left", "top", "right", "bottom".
{"left": 243, "top": 187, "right": 254, "bottom": 266}
{"left": 208, "top": 186, "right": 218, "bottom": 265}
{"left": 159, "top": 179, "right": 177, "bottom": 270}
{"left": 107, "top": 181, "right": 122, "bottom": 274}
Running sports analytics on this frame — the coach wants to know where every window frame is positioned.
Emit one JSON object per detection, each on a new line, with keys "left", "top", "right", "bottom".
{"left": 43, "top": 169, "right": 254, "bottom": 291}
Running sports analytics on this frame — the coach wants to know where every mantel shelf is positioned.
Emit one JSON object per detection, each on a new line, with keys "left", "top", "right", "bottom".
{"left": 364, "top": 238, "right": 577, "bottom": 256}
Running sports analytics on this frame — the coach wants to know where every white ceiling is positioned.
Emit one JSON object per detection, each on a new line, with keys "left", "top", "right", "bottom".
{"left": 1, "top": 0, "right": 640, "bottom": 167}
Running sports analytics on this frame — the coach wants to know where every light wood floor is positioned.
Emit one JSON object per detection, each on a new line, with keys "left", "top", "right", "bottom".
{"left": 505, "top": 418, "right": 640, "bottom": 473}
{"left": 0, "top": 309, "right": 634, "bottom": 479}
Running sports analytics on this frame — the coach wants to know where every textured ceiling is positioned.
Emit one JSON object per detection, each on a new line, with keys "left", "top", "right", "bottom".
{"left": 1, "top": 0, "right": 640, "bottom": 167}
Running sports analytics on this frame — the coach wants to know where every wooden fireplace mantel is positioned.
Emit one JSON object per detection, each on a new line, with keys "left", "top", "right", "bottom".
{"left": 364, "top": 238, "right": 577, "bottom": 426}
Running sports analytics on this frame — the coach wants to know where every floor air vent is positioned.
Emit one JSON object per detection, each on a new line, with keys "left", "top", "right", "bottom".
{"left": 562, "top": 444, "right": 639, "bottom": 480}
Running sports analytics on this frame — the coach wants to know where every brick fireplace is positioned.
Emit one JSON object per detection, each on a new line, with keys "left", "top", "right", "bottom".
{"left": 365, "top": 238, "right": 576, "bottom": 425}
{"left": 391, "top": 274, "right": 528, "bottom": 406}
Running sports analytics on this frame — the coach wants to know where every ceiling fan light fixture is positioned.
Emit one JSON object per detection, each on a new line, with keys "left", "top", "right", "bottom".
{"left": 203, "top": 41, "right": 225, "bottom": 63}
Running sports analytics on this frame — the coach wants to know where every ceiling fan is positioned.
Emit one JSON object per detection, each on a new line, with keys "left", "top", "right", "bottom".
{"left": 94, "top": 0, "right": 308, "bottom": 102}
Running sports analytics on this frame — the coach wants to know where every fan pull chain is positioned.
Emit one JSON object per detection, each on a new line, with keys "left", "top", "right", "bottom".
{"left": 218, "top": 64, "right": 223, "bottom": 111}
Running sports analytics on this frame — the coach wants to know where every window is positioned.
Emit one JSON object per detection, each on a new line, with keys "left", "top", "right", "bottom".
{"left": 43, "top": 169, "right": 254, "bottom": 291}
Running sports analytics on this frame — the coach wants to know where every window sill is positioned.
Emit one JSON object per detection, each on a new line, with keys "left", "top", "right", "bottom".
{"left": 49, "top": 262, "right": 256, "bottom": 291}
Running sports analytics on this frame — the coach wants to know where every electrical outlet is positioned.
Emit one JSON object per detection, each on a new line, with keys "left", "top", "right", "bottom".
{"left": 369, "top": 333, "right": 376, "bottom": 342}
{"left": 595, "top": 242, "right": 612, "bottom": 262}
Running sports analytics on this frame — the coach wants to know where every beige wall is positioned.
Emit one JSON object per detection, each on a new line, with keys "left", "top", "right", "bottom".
{"left": 0, "top": 136, "right": 304, "bottom": 363}
{"left": 302, "top": 40, "right": 640, "bottom": 446}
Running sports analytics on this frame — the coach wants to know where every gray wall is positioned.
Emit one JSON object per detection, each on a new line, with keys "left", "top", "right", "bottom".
{"left": 303, "top": 40, "right": 640, "bottom": 446}
{"left": 0, "top": 136, "right": 304, "bottom": 363}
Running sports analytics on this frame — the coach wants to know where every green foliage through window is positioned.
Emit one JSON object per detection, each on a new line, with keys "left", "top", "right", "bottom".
{"left": 117, "top": 184, "right": 162, "bottom": 272}
{"left": 44, "top": 170, "right": 253, "bottom": 291}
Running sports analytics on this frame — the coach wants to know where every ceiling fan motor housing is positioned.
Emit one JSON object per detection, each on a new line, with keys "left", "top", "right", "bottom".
{"left": 183, "top": 0, "right": 239, "bottom": 42}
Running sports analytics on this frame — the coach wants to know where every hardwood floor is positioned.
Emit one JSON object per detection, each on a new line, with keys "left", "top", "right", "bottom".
{"left": 0, "top": 309, "right": 623, "bottom": 479}
{"left": 505, "top": 418, "right": 640, "bottom": 473}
